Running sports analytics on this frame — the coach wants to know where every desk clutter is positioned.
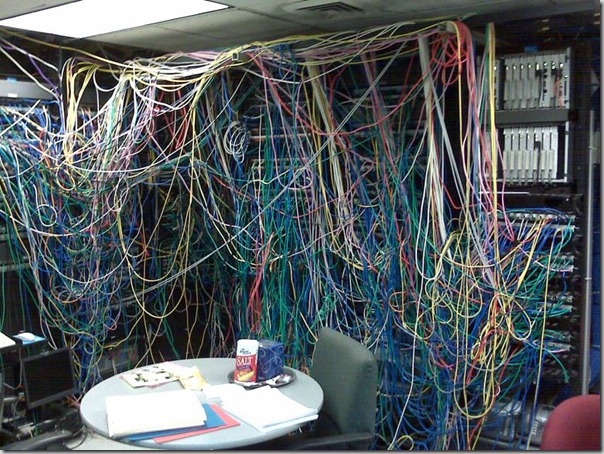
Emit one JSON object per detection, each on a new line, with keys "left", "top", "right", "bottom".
{"left": 234, "top": 338, "right": 285, "bottom": 384}
{"left": 119, "top": 342, "right": 287, "bottom": 392}
{"left": 108, "top": 356, "right": 317, "bottom": 443}
{"left": 227, "top": 367, "right": 296, "bottom": 389}
{"left": 106, "top": 389, "right": 240, "bottom": 443}
{"left": 205, "top": 384, "right": 318, "bottom": 433}
{"left": 125, "top": 403, "right": 240, "bottom": 443}
{"left": 106, "top": 389, "right": 208, "bottom": 438}
{"left": 120, "top": 362, "right": 208, "bottom": 390}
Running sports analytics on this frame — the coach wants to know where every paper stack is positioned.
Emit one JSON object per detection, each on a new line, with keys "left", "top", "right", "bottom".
{"left": 106, "top": 389, "right": 207, "bottom": 438}
{"left": 217, "top": 385, "right": 318, "bottom": 432}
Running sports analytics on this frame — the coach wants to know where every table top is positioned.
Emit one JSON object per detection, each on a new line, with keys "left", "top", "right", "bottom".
{"left": 80, "top": 358, "right": 324, "bottom": 450}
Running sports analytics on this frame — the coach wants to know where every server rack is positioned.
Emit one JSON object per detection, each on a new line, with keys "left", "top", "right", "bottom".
{"left": 478, "top": 42, "right": 597, "bottom": 449}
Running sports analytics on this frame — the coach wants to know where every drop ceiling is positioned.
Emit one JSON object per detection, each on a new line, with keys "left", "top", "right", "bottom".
{"left": 0, "top": 0, "right": 599, "bottom": 54}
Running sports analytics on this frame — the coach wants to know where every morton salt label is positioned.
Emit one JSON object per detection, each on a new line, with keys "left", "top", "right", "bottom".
{"left": 234, "top": 339, "right": 259, "bottom": 382}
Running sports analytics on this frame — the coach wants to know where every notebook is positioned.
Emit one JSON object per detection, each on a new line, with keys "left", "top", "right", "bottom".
{"left": 219, "top": 385, "right": 318, "bottom": 433}
{"left": 106, "top": 389, "right": 207, "bottom": 438}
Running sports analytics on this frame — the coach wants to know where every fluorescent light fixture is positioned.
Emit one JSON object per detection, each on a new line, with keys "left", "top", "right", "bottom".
{"left": 0, "top": 0, "right": 228, "bottom": 39}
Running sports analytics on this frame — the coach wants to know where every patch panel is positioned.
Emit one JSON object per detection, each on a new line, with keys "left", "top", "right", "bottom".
{"left": 503, "top": 212, "right": 575, "bottom": 223}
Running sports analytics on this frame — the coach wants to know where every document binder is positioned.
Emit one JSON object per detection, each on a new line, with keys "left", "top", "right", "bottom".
{"left": 106, "top": 389, "right": 207, "bottom": 438}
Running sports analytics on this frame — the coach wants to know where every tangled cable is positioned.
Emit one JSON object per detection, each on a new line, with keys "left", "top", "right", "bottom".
{"left": 0, "top": 20, "right": 575, "bottom": 449}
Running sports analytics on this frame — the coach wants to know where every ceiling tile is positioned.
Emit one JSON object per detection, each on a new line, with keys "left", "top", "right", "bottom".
{"left": 155, "top": 9, "right": 325, "bottom": 40}
{"left": 92, "top": 26, "right": 223, "bottom": 53}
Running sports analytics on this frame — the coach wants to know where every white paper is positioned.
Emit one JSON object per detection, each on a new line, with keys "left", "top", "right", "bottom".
{"left": 203, "top": 383, "right": 246, "bottom": 402}
{"left": 106, "top": 389, "right": 207, "bottom": 438}
{"left": 219, "top": 386, "right": 317, "bottom": 433}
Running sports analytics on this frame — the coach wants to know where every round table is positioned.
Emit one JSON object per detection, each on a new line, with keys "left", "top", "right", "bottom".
{"left": 80, "top": 358, "right": 323, "bottom": 450}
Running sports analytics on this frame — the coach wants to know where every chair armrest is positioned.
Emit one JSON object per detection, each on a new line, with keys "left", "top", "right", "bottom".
{"left": 2, "top": 429, "right": 73, "bottom": 451}
{"left": 287, "top": 431, "right": 374, "bottom": 450}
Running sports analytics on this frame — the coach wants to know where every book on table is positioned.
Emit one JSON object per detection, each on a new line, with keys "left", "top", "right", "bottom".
{"left": 106, "top": 389, "right": 207, "bottom": 438}
{"left": 215, "top": 384, "right": 318, "bottom": 432}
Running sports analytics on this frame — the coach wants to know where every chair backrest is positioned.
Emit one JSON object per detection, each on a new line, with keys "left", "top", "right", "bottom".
{"left": 540, "top": 393, "right": 601, "bottom": 450}
{"left": 309, "top": 327, "right": 378, "bottom": 441}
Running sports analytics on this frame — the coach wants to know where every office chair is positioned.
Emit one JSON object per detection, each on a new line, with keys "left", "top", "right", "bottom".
{"left": 281, "top": 327, "right": 379, "bottom": 450}
{"left": 1, "top": 373, "right": 73, "bottom": 451}
{"left": 539, "top": 393, "right": 601, "bottom": 451}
